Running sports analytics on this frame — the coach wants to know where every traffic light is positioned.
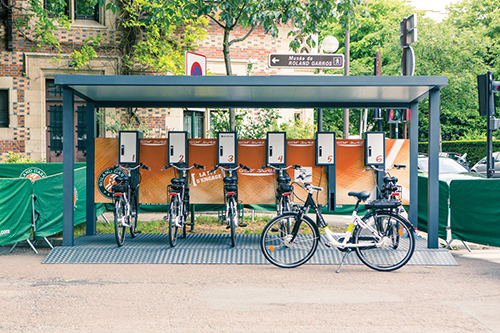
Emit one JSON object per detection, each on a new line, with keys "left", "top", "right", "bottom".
{"left": 478, "top": 71, "right": 500, "bottom": 116}
{"left": 387, "top": 109, "right": 403, "bottom": 123}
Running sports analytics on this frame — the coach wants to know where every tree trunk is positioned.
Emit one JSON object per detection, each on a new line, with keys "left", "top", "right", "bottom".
{"left": 223, "top": 28, "right": 236, "bottom": 131}
{"left": 343, "top": 23, "right": 350, "bottom": 139}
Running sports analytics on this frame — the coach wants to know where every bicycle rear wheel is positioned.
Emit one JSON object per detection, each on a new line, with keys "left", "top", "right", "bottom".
{"left": 260, "top": 212, "right": 319, "bottom": 268}
{"left": 113, "top": 196, "right": 127, "bottom": 247}
{"left": 354, "top": 212, "right": 415, "bottom": 272}
{"left": 168, "top": 196, "right": 180, "bottom": 247}
{"left": 228, "top": 197, "right": 237, "bottom": 247}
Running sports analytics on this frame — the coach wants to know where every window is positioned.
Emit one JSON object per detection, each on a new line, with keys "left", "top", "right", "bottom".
{"left": 0, "top": 90, "right": 8, "bottom": 127}
{"left": 184, "top": 110, "right": 204, "bottom": 138}
{"left": 45, "top": 0, "right": 99, "bottom": 21}
{"left": 46, "top": 79, "right": 87, "bottom": 162}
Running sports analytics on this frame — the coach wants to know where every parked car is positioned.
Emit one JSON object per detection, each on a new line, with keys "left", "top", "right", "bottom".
{"left": 418, "top": 156, "right": 485, "bottom": 183}
{"left": 438, "top": 152, "right": 470, "bottom": 170}
{"left": 471, "top": 152, "right": 500, "bottom": 178}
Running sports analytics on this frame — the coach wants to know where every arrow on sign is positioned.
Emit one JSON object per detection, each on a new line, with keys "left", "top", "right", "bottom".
{"left": 271, "top": 57, "right": 280, "bottom": 64}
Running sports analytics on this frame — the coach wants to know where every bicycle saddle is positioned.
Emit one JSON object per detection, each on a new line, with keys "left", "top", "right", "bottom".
{"left": 115, "top": 176, "right": 129, "bottom": 183}
{"left": 383, "top": 176, "right": 398, "bottom": 183}
{"left": 171, "top": 177, "right": 185, "bottom": 185}
{"left": 348, "top": 191, "right": 371, "bottom": 201}
{"left": 277, "top": 175, "right": 291, "bottom": 183}
{"left": 223, "top": 175, "right": 237, "bottom": 184}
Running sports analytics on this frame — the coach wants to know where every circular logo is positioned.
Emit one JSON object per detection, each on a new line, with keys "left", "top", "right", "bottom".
{"left": 20, "top": 167, "right": 47, "bottom": 182}
{"left": 97, "top": 167, "right": 127, "bottom": 199}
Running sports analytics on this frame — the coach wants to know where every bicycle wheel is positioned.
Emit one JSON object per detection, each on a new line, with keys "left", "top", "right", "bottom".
{"left": 260, "top": 212, "right": 319, "bottom": 268}
{"left": 228, "top": 197, "right": 237, "bottom": 247}
{"left": 354, "top": 212, "right": 415, "bottom": 272}
{"left": 129, "top": 192, "right": 138, "bottom": 238}
{"left": 113, "top": 196, "right": 127, "bottom": 247}
{"left": 168, "top": 195, "right": 180, "bottom": 247}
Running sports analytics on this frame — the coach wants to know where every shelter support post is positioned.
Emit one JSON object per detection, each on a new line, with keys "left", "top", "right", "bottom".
{"left": 63, "top": 87, "right": 75, "bottom": 246}
{"left": 317, "top": 108, "right": 323, "bottom": 132}
{"left": 409, "top": 102, "right": 419, "bottom": 230}
{"left": 86, "top": 102, "right": 96, "bottom": 236}
{"left": 427, "top": 88, "right": 440, "bottom": 249}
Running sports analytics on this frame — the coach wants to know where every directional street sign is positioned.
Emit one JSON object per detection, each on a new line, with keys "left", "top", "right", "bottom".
{"left": 269, "top": 54, "right": 344, "bottom": 69}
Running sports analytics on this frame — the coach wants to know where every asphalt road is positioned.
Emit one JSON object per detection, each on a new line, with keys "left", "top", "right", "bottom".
{"left": 1, "top": 248, "right": 500, "bottom": 332}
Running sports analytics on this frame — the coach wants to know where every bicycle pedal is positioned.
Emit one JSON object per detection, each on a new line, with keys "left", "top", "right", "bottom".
{"left": 226, "top": 225, "right": 231, "bottom": 229}
{"left": 239, "top": 223, "right": 247, "bottom": 227}
{"left": 135, "top": 230, "right": 142, "bottom": 234}
{"left": 324, "top": 242, "right": 332, "bottom": 248}
{"left": 271, "top": 228, "right": 279, "bottom": 232}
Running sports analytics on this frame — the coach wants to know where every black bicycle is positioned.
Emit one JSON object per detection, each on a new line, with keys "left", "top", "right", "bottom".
{"left": 162, "top": 162, "right": 205, "bottom": 247}
{"left": 209, "top": 163, "right": 250, "bottom": 247}
{"left": 260, "top": 164, "right": 302, "bottom": 215}
{"left": 112, "top": 163, "right": 150, "bottom": 247}
{"left": 260, "top": 173, "right": 415, "bottom": 272}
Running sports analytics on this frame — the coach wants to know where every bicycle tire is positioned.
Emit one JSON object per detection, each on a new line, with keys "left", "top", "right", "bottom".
{"left": 354, "top": 211, "right": 415, "bottom": 272}
{"left": 228, "top": 197, "right": 237, "bottom": 247}
{"left": 168, "top": 196, "right": 180, "bottom": 247}
{"left": 260, "top": 212, "right": 319, "bottom": 268}
{"left": 130, "top": 192, "right": 138, "bottom": 238}
{"left": 113, "top": 196, "right": 127, "bottom": 247}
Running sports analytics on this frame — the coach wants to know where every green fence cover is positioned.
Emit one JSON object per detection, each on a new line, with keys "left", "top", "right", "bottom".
{"left": 450, "top": 179, "right": 500, "bottom": 247}
{"left": 0, "top": 163, "right": 86, "bottom": 179}
{"left": 417, "top": 175, "right": 448, "bottom": 239}
{"left": 32, "top": 167, "right": 87, "bottom": 239}
{"left": 0, "top": 178, "right": 32, "bottom": 246}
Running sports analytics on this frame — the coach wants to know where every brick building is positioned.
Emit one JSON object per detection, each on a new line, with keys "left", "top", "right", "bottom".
{"left": 0, "top": 1, "right": 315, "bottom": 162}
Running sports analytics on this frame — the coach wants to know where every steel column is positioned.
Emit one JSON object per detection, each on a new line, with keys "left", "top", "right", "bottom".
{"left": 427, "top": 89, "right": 440, "bottom": 248}
{"left": 86, "top": 102, "right": 96, "bottom": 236}
{"left": 409, "top": 102, "right": 419, "bottom": 229}
{"left": 62, "top": 87, "right": 75, "bottom": 246}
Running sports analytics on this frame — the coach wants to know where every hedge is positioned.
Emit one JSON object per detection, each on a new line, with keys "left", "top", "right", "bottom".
{"left": 418, "top": 140, "right": 500, "bottom": 165}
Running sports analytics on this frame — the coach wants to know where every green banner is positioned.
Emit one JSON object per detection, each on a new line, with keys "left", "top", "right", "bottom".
{"left": 0, "top": 178, "right": 32, "bottom": 246}
{"left": 417, "top": 176, "right": 448, "bottom": 239}
{"left": 32, "top": 167, "right": 87, "bottom": 239}
{"left": 450, "top": 179, "right": 500, "bottom": 247}
{"left": 0, "top": 163, "right": 86, "bottom": 180}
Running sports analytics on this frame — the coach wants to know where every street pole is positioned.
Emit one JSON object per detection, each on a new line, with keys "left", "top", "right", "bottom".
{"left": 343, "top": 23, "right": 350, "bottom": 139}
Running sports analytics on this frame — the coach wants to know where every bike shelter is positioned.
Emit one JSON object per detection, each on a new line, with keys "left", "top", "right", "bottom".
{"left": 54, "top": 75, "right": 447, "bottom": 249}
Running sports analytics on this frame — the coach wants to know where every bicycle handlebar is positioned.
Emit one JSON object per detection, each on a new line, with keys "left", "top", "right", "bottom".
{"left": 161, "top": 163, "right": 206, "bottom": 171}
{"left": 363, "top": 164, "right": 406, "bottom": 173}
{"left": 259, "top": 164, "right": 302, "bottom": 170}
{"left": 115, "top": 163, "right": 150, "bottom": 172}
{"left": 208, "top": 164, "right": 250, "bottom": 174}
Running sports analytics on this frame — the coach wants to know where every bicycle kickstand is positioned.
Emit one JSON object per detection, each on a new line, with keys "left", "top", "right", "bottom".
{"left": 336, "top": 249, "right": 352, "bottom": 274}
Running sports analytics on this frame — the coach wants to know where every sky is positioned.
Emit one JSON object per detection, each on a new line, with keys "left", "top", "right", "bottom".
{"left": 406, "top": 0, "right": 460, "bottom": 21}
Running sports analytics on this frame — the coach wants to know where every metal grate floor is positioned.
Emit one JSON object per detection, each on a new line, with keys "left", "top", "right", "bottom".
{"left": 42, "top": 233, "right": 458, "bottom": 266}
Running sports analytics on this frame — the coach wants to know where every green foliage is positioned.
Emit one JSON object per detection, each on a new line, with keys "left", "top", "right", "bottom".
{"left": 210, "top": 108, "right": 315, "bottom": 139}
{"left": 97, "top": 109, "right": 151, "bottom": 136}
{"left": 1, "top": 152, "right": 38, "bottom": 163}
{"left": 318, "top": 0, "right": 500, "bottom": 141}
{"left": 418, "top": 140, "right": 500, "bottom": 165}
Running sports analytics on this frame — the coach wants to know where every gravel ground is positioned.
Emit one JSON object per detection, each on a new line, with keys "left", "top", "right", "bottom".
{"left": 1, "top": 246, "right": 500, "bottom": 332}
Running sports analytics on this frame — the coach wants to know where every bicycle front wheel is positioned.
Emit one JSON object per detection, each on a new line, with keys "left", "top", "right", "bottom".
{"left": 260, "top": 212, "right": 319, "bottom": 268}
{"left": 354, "top": 212, "right": 415, "bottom": 272}
{"left": 168, "top": 196, "right": 180, "bottom": 247}
{"left": 228, "top": 197, "right": 237, "bottom": 247}
{"left": 130, "top": 192, "right": 138, "bottom": 238}
{"left": 113, "top": 196, "right": 127, "bottom": 247}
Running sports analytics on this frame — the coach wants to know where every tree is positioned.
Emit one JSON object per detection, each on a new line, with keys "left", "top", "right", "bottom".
{"left": 185, "top": 0, "right": 335, "bottom": 130}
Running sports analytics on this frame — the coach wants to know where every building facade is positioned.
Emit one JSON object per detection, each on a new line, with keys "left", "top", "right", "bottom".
{"left": 0, "top": 1, "right": 315, "bottom": 162}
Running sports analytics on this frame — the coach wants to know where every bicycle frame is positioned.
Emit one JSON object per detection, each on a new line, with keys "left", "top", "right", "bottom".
{"left": 292, "top": 189, "right": 387, "bottom": 251}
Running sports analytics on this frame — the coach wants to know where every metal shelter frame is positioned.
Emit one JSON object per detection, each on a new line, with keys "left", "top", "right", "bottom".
{"left": 55, "top": 74, "right": 447, "bottom": 248}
